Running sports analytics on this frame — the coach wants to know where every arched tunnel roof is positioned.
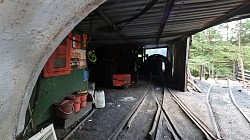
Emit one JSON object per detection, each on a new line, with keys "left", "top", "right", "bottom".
{"left": 76, "top": 0, "right": 250, "bottom": 45}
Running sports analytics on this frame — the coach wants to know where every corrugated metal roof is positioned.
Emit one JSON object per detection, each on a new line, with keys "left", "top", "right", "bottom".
{"left": 75, "top": 0, "right": 250, "bottom": 45}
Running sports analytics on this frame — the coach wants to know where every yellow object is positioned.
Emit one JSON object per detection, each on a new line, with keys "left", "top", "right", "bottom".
{"left": 78, "top": 90, "right": 88, "bottom": 94}
{"left": 87, "top": 50, "right": 97, "bottom": 63}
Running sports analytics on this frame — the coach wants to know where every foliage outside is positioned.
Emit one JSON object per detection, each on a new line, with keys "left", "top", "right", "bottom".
{"left": 189, "top": 19, "right": 250, "bottom": 78}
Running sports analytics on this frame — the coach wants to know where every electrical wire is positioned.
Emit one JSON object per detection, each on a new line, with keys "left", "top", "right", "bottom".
{"left": 116, "top": 0, "right": 159, "bottom": 29}
{"left": 66, "top": 35, "right": 91, "bottom": 44}
{"left": 66, "top": 15, "right": 93, "bottom": 45}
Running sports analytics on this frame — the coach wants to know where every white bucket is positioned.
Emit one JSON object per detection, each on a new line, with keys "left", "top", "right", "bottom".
{"left": 95, "top": 90, "right": 105, "bottom": 108}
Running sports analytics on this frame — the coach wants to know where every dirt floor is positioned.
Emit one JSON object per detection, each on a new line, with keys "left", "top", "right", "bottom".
{"left": 67, "top": 80, "right": 150, "bottom": 140}
{"left": 117, "top": 93, "right": 157, "bottom": 140}
{"left": 163, "top": 89, "right": 206, "bottom": 139}
{"left": 56, "top": 78, "right": 250, "bottom": 140}
{"left": 180, "top": 79, "right": 250, "bottom": 140}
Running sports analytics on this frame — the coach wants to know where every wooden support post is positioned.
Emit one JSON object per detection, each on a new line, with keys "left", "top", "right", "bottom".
{"left": 238, "top": 20, "right": 246, "bottom": 88}
{"left": 203, "top": 64, "right": 205, "bottom": 79}
{"left": 200, "top": 64, "right": 204, "bottom": 80}
{"left": 211, "top": 63, "right": 214, "bottom": 79}
{"left": 240, "top": 58, "right": 246, "bottom": 88}
{"left": 208, "top": 64, "right": 210, "bottom": 78}
{"left": 173, "top": 37, "right": 190, "bottom": 91}
{"left": 233, "top": 61, "right": 235, "bottom": 78}
{"left": 167, "top": 46, "right": 172, "bottom": 62}
{"left": 167, "top": 46, "right": 173, "bottom": 75}
{"left": 200, "top": 65, "right": 202, "bottom": 80}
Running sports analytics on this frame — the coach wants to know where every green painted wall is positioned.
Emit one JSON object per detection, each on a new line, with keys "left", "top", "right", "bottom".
{"left": 30, "top": 69, "right": 88, "bottom": 126}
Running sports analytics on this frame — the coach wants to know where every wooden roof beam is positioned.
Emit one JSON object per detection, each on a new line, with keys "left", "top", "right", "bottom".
{"left": 156, "top": 0, "right": 175, "bottom": 44}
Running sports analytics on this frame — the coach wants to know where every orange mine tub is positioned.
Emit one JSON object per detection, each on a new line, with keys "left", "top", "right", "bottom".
{"left": 112, "top": 74, "right": 131, "bottom": 87}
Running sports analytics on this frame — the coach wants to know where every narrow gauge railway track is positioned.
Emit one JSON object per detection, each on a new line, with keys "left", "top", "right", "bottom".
{"left": 107, "top": 73, "right": 181, "bottom": 140}
{"left": 108, "top": 72, "right": 219, "bottom": 140}
{"left": 157, "top": 72, "right": 218, "bottom": 140}
{"left": 149, "top": 78, "right": 180, "bottom": 140}
{"left": 206, "top": 80, "right": 250, "bottom": 140}
{"left": 159, "top": 88, "right": 218, "bottom": 140}
{"left": 63, "top": 108, "right": 96, "bottom": 140}
{"left": 227, "top": 80, "right": 250, "bottom": 123}
{"left": 64, "top": 77, "right": 250, "bottom": 140}
{"left": 62, "top": 75, "right": 153, "bottom": 140}
{"left": 108, "top": 73, "right": 154, "bottom": 140}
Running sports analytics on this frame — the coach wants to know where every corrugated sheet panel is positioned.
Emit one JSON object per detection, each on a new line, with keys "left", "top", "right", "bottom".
{"left": 76, "top": 0, "right": 250, "bottom": 45}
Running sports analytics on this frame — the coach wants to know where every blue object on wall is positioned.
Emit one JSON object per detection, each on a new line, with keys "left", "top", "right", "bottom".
{"left": 83, "top": 68, "right": 88, "bottom": 81}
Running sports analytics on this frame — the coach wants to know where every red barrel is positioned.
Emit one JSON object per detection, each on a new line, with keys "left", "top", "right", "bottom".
{"left": 55, "top": 100, "right": 74, "bottom": 119}
{"left": 67, "top": 95, "right": 81, "bottom": 112}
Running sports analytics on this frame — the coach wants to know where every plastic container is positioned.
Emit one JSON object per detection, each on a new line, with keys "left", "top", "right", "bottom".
{"left": 87, "top": 83, "right": 95, "bottom": 102}
{"left": 88, "top": 82, "right": 95, "bottom": 96}
{"left": 83, "top": 68, "right": 88, "bottom": 81}
{"left": 67, "top": 95, "right": 81, "bottom": 112}
{"left": 77, "top": 93, "right": 88, "bottom": 108}
{"left": 95, "top": 90, "right": 105, "bottom": 108}
{"left": 55, "top": 100, "right": 74, "bottom": 119}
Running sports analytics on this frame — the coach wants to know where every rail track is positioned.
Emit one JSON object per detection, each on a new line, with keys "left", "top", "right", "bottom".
{"left": 206, "top": 79, "right": 250, "bottom": 140}
{"left": 62, "top": 78, "right": 152, "bottom": 140}
{"left": 64, "top": 74, "right": 250, "bottom": 140}
{"left": 107, "top": 72, "right": 219, "bottom": 140}
{"left": 227, "top": 80, "right": 250, "bottom": 123}
{"left": 157, "top": 72, "right": 217, "bottom": 140}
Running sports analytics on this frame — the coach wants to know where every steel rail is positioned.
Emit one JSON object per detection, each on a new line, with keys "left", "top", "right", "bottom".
{"left": 154, "top": 72, "right": 181, "bottom": 140}
{"left": 157, "top": 72, "right": 216, "bottom": 139}
{"left": 63, "top": 108, "right": 96, "bottom": 140}
{"left": 149, "top": 84, "right": 163, "bottom": 136}
{"left": 158, "top": 71, "right": 217, "bottom": 139}
{"left": 169, "top": 88, "right": 218, "bottom": 140}
{"left": 108, "top": 79, "right": 152, "bottom": 140}
{"left": 206, "top": 84, "right": 223, "bottom": 139}
{"left": 153, "top": 90, "right": 180, "bottom": 140}
{"left": 126, "top": 94, "right": 148, "bottom": 129}
{"left": 154, "top": 111, "right": 164, "bottom": 140}
{"left": 149, "top": 84, "right": 178, "bottom": 140}
{"left": 148, "top": 102, "right": 161, "bottom": 139}
{"left": 227, "top": 79, "right": 250, "bottom": 123}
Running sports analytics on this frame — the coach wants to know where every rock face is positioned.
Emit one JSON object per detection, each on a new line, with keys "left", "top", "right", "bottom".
{"left": 0, "top": 0, "right": 106, "bottom": 139}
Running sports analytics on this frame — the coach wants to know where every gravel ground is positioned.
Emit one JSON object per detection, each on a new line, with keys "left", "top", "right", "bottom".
{"left": 174, "top": 91, "right": 216, "bottom": 136}
{"left": 56, "top": 78, "right": 250, "bottom": 140}
{"left": 117, "top": 93, "right": 157, "bottom": 140}
{"left": 66, "top": 80, "right": 150, "bottom": 140}
{"left": 155, "top": 112, "right": 174, "bottom": 140}
{"left": 209, "top": 84, "right": 250, "bottom": 140}
{"left": 187, "top": 79, "right": 250, "bottom": 140}
{"left": 163, "top": 89, "right": 206, "bottom": 139}
{"left": 116, "top": 77, "right": 175, "bottom": 140}
{"left": 231, "top": 85, "right": 250, "bottom": 119}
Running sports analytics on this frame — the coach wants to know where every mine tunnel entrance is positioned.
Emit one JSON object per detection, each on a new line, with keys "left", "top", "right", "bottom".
{"left": 87, "top": 44, "right": 142, "bottom": 88}
{"left": 142, "top": 54, "right": 172, "bottom": 76}
{"left": 145, "top": 48, "right": 168, "bottom": 72}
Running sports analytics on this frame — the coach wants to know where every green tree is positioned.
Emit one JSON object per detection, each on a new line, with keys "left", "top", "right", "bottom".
{"left": 189, "top": 19, "right": 250, "bottom": 78}
{"left": 189, "top": 26, "right": 237, "bottom": 78}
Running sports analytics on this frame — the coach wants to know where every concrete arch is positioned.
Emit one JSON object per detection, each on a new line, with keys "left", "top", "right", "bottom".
{"left": 0, "top": 0, "right": 106, "bottom": 139}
